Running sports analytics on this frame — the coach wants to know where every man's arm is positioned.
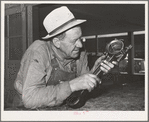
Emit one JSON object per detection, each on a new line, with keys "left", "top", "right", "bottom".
{"left": 21, "top": 50, "right": 72, "bottom": 109}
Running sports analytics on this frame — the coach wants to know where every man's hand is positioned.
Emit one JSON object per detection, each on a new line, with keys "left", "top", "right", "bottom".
{"left": 91, "top": 55, "right": 117, "bottom": 74}
{"left": 69, "top": 73, "right": 101, "bottom": 92}
{"left": 69, "top": 55, "right": 117, "bottom": 93}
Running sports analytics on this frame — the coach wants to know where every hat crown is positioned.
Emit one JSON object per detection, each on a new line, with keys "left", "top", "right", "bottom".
{"left": 43, "top": 6, "right": 75, "bottom": 34}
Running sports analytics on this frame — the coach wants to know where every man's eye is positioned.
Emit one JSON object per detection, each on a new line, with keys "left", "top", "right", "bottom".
{"left": 72, "top": 38, "right": 81, "bottom": 44}
{"left": 77, "top": 38, "right": 81, "bottom": 42}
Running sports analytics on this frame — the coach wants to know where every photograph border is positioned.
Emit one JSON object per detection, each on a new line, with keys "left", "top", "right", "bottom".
{"left": 1, "top": 1, "right": 148, "bottom": 121}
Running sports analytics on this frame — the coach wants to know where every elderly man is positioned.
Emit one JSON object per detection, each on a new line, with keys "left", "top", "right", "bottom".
{"left": 14, "top": 6, "right": 115, "bottom": 109}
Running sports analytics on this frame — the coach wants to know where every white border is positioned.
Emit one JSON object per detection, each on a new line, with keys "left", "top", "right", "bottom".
{"left": 1, "top": 1, "right": 148, "bottom": 121}
{"left": 1, "top": 1, "right": 148, "bottom": 4}
{"left": 144, "top": 1, "right": 148, "bottom": 116}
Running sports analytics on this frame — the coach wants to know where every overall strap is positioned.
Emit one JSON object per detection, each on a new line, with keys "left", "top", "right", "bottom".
{"left": 51, "top": 58, "right": 59, "bottom": 69}
{"left": 47, "top": 58, "right": 77, "bottom": 86}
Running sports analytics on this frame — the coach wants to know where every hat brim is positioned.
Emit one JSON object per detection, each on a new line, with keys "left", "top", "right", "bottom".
{"left": 42, "top": 19, "right": 86, "bottom": 40}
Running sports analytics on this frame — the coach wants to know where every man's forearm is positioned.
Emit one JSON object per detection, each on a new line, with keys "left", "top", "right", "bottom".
{"left": 22, "top": 81, "right": 72, "bottom": 109}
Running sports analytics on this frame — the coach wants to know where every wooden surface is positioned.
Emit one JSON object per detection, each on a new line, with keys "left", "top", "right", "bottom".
{"left": 5, "top": 80, "right": 145, "bottom": 111}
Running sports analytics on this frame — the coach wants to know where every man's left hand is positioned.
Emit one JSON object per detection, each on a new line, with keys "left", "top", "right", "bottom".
{"left": 91, "top": 55, "right": 118, "bottom": 74}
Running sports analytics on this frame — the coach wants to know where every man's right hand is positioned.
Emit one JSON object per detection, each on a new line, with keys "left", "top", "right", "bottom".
{"left": 69, "top": 73, "right": 101, "bottom": 92}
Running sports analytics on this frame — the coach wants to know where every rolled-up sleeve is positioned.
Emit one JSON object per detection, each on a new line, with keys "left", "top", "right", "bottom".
{"left": 22, "top": 50, "right": 72, "bottom": 109}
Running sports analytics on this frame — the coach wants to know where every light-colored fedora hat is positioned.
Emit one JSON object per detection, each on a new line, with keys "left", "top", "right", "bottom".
{"left": 42, "top": 6, "right": 86, "bottom": 39}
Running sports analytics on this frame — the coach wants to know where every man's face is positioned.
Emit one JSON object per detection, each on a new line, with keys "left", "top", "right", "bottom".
{"left": 59, "top": 26, "right": 83, "bottom": 59}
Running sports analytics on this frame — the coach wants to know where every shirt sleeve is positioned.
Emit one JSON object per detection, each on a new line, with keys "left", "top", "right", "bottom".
{"left": 22, "top": 50, "right": 72, "bottom": 109}
{"left": 77, "top": 52, "right": 89, "bottom": 76}
{"left": 77, "top": 51, "right": 90, "bottom": 75}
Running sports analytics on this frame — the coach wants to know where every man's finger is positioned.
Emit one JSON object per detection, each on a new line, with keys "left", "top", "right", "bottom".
{"left": 88, "top": 81, "right": 95, "bottom": 89}
{"left": 96, "top": 55, "right": 106, "bottom": 63}
{"left": 88, "top": 74, "right": 98, "bottom": 85}
{"left": 112, "top": 61, "right": 118, "bottom": 66}
{"left": 100, "top": 66, "right": 108, "bottom": 73}
{"left": 101, "top": 62, "right": 112, "bottom": 70}
{"left": 103, "top": 60, "right": 114, "bottom": 68}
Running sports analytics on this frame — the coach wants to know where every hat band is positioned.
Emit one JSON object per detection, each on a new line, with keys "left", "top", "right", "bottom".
{"left": 48, "top": 18, "right": 76, "bottom": 36}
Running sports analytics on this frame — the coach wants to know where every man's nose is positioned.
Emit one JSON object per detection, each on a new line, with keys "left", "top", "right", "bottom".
{"left": 76, "top": 39, "right": 83, "bottom": 48}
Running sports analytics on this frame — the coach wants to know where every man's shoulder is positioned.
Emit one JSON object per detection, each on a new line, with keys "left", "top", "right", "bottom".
{"left": 28, "top": 40, "right": 48, "bottom": 51}
{"left": 21, "top": 40, "right": 52, "bottom": 63}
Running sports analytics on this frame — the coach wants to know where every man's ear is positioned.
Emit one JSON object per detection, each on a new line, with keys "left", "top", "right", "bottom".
{"left": 52, "top": 38, "right": 61, "bottom": 48}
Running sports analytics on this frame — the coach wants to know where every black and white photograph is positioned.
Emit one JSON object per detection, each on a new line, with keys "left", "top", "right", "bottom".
{"left": 1, "top": 1, "right": 148, "bottom": 121}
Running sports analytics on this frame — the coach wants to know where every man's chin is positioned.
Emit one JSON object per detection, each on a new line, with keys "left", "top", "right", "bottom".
{"left": 71, "top": 52, "right": 80, "bottom": 59}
